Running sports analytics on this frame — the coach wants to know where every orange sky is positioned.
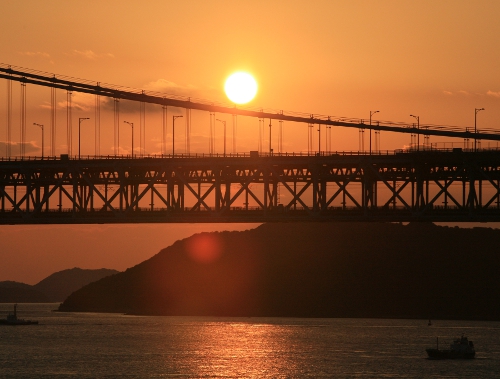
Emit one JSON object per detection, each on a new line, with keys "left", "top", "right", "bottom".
{"left": 1, "top": 0, "right": 500, "bottom": 284}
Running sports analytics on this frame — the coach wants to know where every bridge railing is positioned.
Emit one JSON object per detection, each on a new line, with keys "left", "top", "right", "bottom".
{"left": 0, "top": 204, "right": 468, "bottom": 214}
{"left": 3, "top": 147, "right": 500, "bottom": 162}
{"left": 0, "top": 150, "right": 396, "bottom": 161}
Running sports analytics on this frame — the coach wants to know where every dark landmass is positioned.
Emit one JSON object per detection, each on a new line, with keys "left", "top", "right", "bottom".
{"left": 34, "top": 268, "right": 119, "bottom": 302}
{"left": 58, "top": 222, "right": 500, "bottom": 320}
{"left": 0, "top": 268, "right": 119, "bottom": 302}
{"left": 0, "top": 281, "right": 49, "bottom": 302}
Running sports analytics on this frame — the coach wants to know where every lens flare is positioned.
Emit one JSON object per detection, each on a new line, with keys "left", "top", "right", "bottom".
{"left": 186, "top": 233, "right": 222, "bottom": 264}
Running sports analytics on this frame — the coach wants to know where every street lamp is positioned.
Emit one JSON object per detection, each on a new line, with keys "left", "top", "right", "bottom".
{"left": 33, "top": 123, "right": 44, "bottom": 159}
{"left": 326, "top": 126, "right": 331, "bottom": 153}
{"left": 172, "top": 115, "right": 183, "bottom": 156}
{"left": 318, "top": 124, "right": 321, "bottom": 155}
{"left": 216, "top": 119, "right": 227, "bottom": 156}
{"left": 369, "top": 111, "right": 379, "bottom": 155}
{"left": 475, "top": 108, "right": 485, "bottom": 152}
{"left": 269, "top": 119, "right": 273, "bottom": 155}
{"left": 308, "top": 123, "right": 313, "bottom": 155}
{"left": 410, "top": 114, "right": 419, "bottom": 151}
{"left": 123, "top": 121, "right": 134, "bottom": 158}
{"left": 78, "top": 117, "right": 90, "bottom": 159}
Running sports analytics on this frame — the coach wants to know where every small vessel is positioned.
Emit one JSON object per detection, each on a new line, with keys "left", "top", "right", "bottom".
{"left": 0, "top": 304, "right": 38, "bottom": 325}
{"left": 426, "top": 335, "right": 475, "bottom": 359}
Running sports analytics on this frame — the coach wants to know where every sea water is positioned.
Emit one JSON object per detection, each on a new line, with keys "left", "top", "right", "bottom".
{"left": 0, "top": 303, "right": 499, "bottom": 378}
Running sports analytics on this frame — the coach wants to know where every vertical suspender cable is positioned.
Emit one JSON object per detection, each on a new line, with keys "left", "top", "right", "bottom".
{"left": 232, "top": 114, "right": 237, "bottom": 154}
{"left": 209, "top": 112, "right": 215, "bottom": 155}
{"left": 209, "top": 113, "right": 212, "bottom": 154}
{"left": 212, "top": 113, "right": 216, "bottom": 154}
{"left": 95, "top": 93, "right": 100, "bottom": 156}
{"left": 184, "top": 108, "right": 191, "bottom": 154}
{"left": 185, "top": 107, "right": 191, "bottom": 155}
{"left": 6, "top": 75, "right": 12, "bottom": 158}
{"left": 114, "top": 98, "right": 119, "bottom": 155}
{"left": 258, "top": 118, "right": 263, "bottom": 153}
{"left": 67, "top": 90, "right": 72, "bottom": 155}
{"left": 162, "top": 104, "right": 167, "bottom": 155}
{"left": 51, "top": 86, "right": 56, "bottom": 157}
{"left": 307, "top": 124, "right": 310, "bottom": 154}
{"left": 140, "top": 98, "right": 145, "bottom": 156}
{"left": 278, "top": 120, "right": 283, "bottom": 153}
{"left": 20, "top": 81, "right": 26, "bottom": 157}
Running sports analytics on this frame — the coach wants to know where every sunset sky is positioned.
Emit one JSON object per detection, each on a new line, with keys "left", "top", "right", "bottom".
{"left": 1, "top": 0, "right": 500, "bottom": 284}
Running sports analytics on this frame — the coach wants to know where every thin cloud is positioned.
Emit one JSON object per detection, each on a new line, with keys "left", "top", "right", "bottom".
{"left": 18, "top": 51, "right": 51, "bottom": 58}
{"left": 442, "top": 90, "right": 493, "bottom": 97}
{"left": 144, "top": 79, "right": 197, "bottom": 97}
{"left": 55, "top": 92, "right": 95, "bottom": 111}
{"left": 0, "top": 141, "right": 39, "bottom": 155}
{"left": 18, "top": 51, "right": 54, "bottom": 64}
{"left": 68, "top": 50, "right": 115, "bottom": 60}
{"left": 487, "top": 90, "right": 500, "bottom": 98}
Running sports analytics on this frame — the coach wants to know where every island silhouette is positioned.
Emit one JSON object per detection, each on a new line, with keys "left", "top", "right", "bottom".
{"left": 58, "top": 222, "right": 500, "bottom": 320}
{"left": 0, "top": 268, "right": 118, "bottom": 303}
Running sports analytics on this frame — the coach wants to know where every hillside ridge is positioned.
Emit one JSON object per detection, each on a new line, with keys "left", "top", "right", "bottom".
{"left": 0, "top": 268, "right": 119, "bottom": 302}
{"left": 58, "top": 223, "right": 500, "bottom": 320}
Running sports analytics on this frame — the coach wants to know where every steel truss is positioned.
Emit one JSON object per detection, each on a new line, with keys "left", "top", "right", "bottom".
{"left": 1, "top": 151, "right": 500, "bottom": 224}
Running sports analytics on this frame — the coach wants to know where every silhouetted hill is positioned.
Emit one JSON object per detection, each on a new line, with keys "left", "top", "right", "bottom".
{"left": 34, "top": 268, "right": 119, "bottom": 302}
{"left": 58, "top": 223, "right": 500, "bottom": 320}
{"left": 0, "top": 268, "right": 119, "bottom": 302}
{"left": 0, "top": 281, "right": 49, "bottom": 302}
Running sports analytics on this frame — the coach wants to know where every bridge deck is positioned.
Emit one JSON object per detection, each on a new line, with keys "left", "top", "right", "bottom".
{"left": 1, "top": 151, "right": 500, "bottom": 224}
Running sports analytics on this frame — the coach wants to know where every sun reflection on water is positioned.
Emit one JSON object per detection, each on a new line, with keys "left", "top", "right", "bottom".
{"left": 186, "top": 321, "right": 300, "bottom": 377}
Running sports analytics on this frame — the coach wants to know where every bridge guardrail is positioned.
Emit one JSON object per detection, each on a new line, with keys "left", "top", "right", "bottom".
{"left": 3, "top": 148, "right": 500, "bottom": 162}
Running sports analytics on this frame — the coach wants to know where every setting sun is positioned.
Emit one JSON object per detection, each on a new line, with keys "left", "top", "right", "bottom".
{"left": 224, "top": 72, "right": 258, "bottom": 104}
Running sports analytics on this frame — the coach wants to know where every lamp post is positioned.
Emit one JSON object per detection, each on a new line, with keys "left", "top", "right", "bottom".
{"left": 78, "top": 117, "right": 90, "bottom": 159}
{"left": 308, "top": 123, "right": 313, "bottom": 155}
{"left": 269, "top": 119, "right": 272, "bottom": 155}
{"left": 326, "top": 126, "right": 331, "bottom": 153}
{"left": 369, "top": 110, "right": 379, "bottom": 155}
{"left": 216, "top": 119, "right": 227, "bottom": 156}
{"left": 172, "top": 115, "right": 183, "bottom": 156}
{"left": 33, "top": 123, "right": 44, "bottom": 159}
{"left": 475, "top": 108, "right": 485, "bottom": 152}
{"left": 123, "top": 121, "right": 134, "bottom": 158}
{"left": 318, "top": 124, "right": 321, "bottom": 155}
{"left": 410, "top": 114, "right": 419, "bottom": 151}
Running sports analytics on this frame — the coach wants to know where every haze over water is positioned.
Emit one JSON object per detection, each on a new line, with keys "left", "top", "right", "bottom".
{"left": 1, "top": 304, "right": 499, "bottom": 378}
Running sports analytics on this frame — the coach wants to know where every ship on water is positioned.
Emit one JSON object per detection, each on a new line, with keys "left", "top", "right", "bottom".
{"left": 0, "top": 304, "right": 38, "bottom": 325}
{"left": 426, "top": 335, "right": 475, "bottom": 359}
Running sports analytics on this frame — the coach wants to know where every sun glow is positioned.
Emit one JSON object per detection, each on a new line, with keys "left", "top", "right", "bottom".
{"left": 224, "top": 72, "right": 258, "bottom": 104}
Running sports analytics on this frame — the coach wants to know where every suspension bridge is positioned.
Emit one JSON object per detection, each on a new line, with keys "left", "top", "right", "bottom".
{"left": 1, "top": 64, "right": 500, "bottom": 224}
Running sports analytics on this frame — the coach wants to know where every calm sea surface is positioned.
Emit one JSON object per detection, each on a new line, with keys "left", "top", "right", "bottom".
{"left": 0, "top": 303, "right": 499, "bottom": 378}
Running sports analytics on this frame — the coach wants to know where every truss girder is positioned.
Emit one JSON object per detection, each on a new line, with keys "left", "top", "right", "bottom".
{"left": 2, "top": 153, "right": 500, "bottom": 223}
